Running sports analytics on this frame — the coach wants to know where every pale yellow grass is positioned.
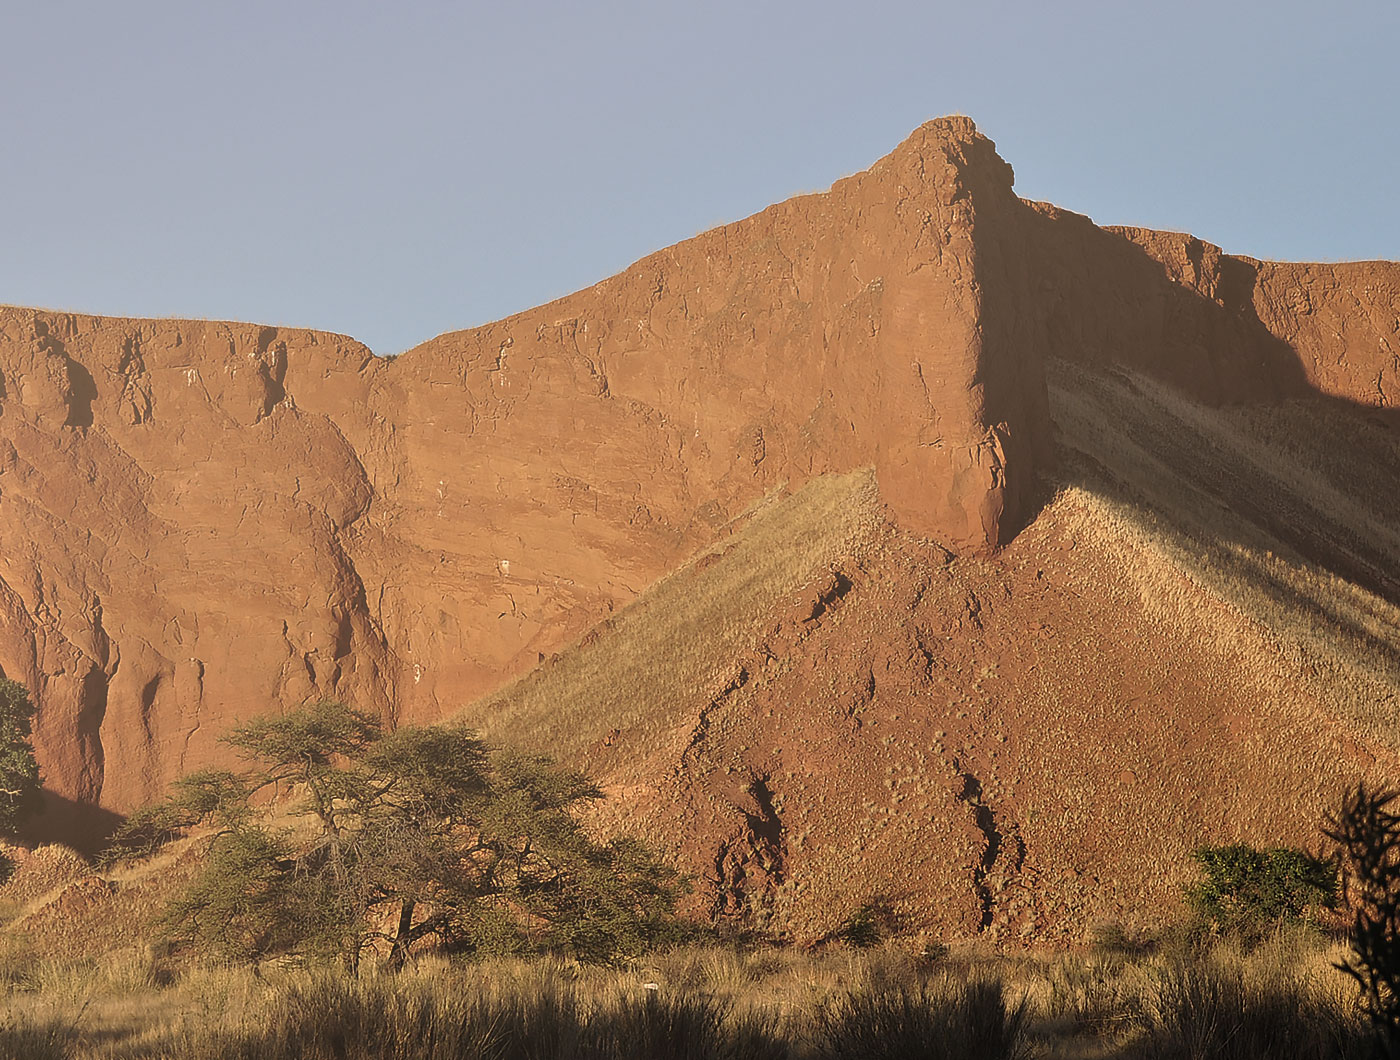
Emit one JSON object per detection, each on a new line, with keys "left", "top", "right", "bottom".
{"left": 461, "top": 468, "right": 884, "bottom": 762}
{"left": 1049, "top": 359, "right": 1400, "bottom": 746}
{"left": 0, "top": 935, "right": 1366, "bottom": 1059}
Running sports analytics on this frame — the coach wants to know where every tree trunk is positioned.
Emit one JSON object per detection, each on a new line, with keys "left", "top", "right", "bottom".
{"left": 387, "top": 899, "right": 416, "bottom": 972}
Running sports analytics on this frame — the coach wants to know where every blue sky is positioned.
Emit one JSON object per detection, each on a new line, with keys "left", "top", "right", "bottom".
{"left": 2, "top": 1, "right": 1395, "bottom": 354}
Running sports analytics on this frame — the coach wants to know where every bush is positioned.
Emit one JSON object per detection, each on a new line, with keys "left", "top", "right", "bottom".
{"left": 1185, "top": 844, "right": 1337, "bottom": 939}
{"left": 837, "top": 897, "right": 901, "bottom": 949}
{"left": 0, "top": 679, "right": 41, "bottom": 837}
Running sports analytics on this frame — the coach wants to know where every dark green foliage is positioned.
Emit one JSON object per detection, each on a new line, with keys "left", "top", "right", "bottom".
{"left": 532, "top": 837, "right": 695, "bottom": 964}
{"left": 0, "top": 679, "right": 41, "bottom": 836}
{"left": 838, "top": 904, "right": 882, "bottom": 949}
{"left": 810, "top": 979, "right": 1027, "bottom": 1060}
{"left": 1134, "top": 960, "right": 1369, "bottom": 1059}
{"left": 103, "top": 769, "right": 249, "bottom": 864}
{"left": 1325, "top": 784, "right": 1400, "bottom": 1052}
{"left": 917, "top": 941, "right": 951, "bottom": 964}
{"left": 1185, "top": 843, "right": 1337, "bottom": 937}
{"left": 226, "top": 698, "right": 384, "bottom": 768}
{"left": 107, "top": 701, "right": 685, "bottom": 969}
{"left": 162, "top": 828, "right": 341, "bottom": 964}
{"left": 837, "top": 897, "right": 900, "bottom": 949}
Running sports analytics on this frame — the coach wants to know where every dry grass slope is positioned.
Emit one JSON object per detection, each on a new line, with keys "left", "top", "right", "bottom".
{"left": 1049, "top": 359, "right": 1400, "bottom": 745}
{"left": 462, "top": 469, "right": 885, "bottom": 765}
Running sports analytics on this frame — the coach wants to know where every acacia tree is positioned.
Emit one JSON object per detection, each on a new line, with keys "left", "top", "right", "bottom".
{"left": 109, "top": 700, "right": 684, "bottom": 968}
{"left": 0, "top": 678, "right": 41, "bottom": 837}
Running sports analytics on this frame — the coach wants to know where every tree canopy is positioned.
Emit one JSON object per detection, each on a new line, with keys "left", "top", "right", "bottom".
{"left": 0, "top": 678, "right": 41, "bottom": 837}
{"left": 108, "top": 700, "right": 685, "bottom": 968}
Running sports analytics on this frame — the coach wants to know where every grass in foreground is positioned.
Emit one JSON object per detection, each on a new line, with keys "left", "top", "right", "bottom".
{"left": 0, "top": 933, "right": 1378, "bottom": 1059}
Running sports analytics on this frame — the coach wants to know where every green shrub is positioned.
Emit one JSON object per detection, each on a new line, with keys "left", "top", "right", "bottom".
{"left": 1185, "top": 844, "right": 1337, "bottom": 938}
{"left": 0, "top": 679, "right": 41, "bottom": 837}
{"left": 837, "top": 898, "right": 900, "bottom": 949}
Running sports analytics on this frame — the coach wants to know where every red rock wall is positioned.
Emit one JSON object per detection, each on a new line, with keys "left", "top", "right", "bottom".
{"left": 0, "top": 119, "right": 1053, "bottom": 835}
{"left": 1019, "top": 202, "right": 1400, "bottom": 409}
{"left": 0, "top": 313, "right": 398, "bottom": 838}
{"left": 0, "top": 117, "right": 1394, "bottom": 840}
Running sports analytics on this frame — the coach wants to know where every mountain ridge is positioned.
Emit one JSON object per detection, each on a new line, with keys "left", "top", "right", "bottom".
{"left": 0, "top": 117, "right": 1394, "bottom": 918}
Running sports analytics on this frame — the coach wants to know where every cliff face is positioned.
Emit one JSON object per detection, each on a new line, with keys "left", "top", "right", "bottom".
{"left": 1021, "top": 203, "right": 1400, "bottom": 408}
{"left": 0, "top": 315, "right": 396, "bottom": 835}
{"left": 0, "top": 116, "right": 1395, "bottom": 842}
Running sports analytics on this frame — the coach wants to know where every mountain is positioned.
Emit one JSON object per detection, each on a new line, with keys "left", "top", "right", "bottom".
{"left": 1, "top": 117, "right": 1396, "bottom": 942}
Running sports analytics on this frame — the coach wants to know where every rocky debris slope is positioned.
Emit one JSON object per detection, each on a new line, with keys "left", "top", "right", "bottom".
{"left": 0, "top": 116, "right": 1395, "bottom": 856}
{"left": 479, "top": 397, "right": 1400, "bottom": 944}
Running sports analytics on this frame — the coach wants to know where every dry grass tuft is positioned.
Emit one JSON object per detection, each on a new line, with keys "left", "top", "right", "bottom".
{"left": 0, "top": 938, "right": 1376, "bottom": 1059}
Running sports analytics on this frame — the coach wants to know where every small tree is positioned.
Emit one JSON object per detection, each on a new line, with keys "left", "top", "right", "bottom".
{"left": 0, "top": 678, "right": 41, "bottom": 837}
{"left": 1324, "top": 784, "right": 1400, "bottom": 1051}
{"left": 109, "top": 701, "right": 685, "bottom": 969}
{"left": 1185, "top": 843, "right": 1337, "bottom": 939}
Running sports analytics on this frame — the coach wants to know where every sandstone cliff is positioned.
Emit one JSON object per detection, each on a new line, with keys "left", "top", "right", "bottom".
{"left": 0, "top": 116, "right": 1395, "bottom": 852}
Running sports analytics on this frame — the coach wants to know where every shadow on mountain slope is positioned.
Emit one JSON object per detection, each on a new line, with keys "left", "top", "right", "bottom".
{"left": 1048, "top": 359, "right": 1400, "bottom": 742}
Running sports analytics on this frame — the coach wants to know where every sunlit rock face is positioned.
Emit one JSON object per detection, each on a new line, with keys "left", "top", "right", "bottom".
{"left": 0, "top": 115, "right": 1395, "bottom": 846}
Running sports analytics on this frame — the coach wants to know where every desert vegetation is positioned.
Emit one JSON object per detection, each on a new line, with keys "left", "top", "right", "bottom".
{"left": 102, "top": 700, "right": 687, "bottom": 970}
{"left": 2, "top": 673, "right": 1398, "bottom": 1056}
{"left": 0, "top": 680, "right": 41, "bottom": 842}
{"left": 0, "top": 932, "right": 1382, "bottom": 1059}
{"left": 2, "top": 700, "right": 1398, "bottom": 1058}
{"left": 0, "top": 679, "right": 41, "bottom": 890}
{"left": 1184, "top": 843, "right": 1337, "bottom": 941}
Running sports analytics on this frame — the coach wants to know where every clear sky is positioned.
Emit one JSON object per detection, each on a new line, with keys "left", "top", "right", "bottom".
{"left": 2, "top": 1, "right": 1395, "bottom": 354}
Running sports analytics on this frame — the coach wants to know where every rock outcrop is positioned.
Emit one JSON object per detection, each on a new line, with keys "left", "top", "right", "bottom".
{"left": 0, "top": 116, "right": 1395, "bottom": 844}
